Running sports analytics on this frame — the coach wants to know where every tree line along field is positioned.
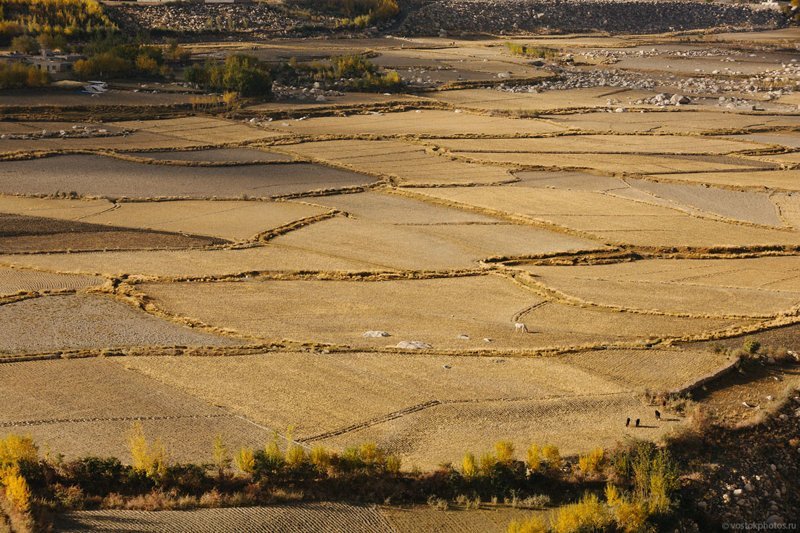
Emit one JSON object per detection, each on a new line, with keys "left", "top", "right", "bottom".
{"left": 1, "top": 28, "right": 799, "bottom": 531}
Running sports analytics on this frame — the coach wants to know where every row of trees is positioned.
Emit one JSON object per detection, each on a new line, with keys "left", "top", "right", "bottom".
{"left": 184, "top": 55, "right": 272, "bottom": 98}
{"left": 0, "top": 0, "right": 115, "bottom": 45}
{"left": 0, "top": 427, "right": 681, "bottom": 532}
{"left": 0, "top": 61, "right": 49, "bottom": 89}
{"left": 293, "top": 0, "right": 400, "bottom": 28}
{"left": 274, "top": 54, "right": 403, "bottom": 92}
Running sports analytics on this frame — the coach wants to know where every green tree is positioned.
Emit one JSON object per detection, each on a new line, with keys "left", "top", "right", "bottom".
{"left": 10, "top": 34, "right": 39, "bottom": 54}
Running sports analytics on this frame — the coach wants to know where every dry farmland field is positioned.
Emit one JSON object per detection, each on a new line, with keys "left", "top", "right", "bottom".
{"left": 1, "top": 24, "right": 800, "bottom": 532}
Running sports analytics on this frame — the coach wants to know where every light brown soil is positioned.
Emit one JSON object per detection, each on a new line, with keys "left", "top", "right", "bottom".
{"left": 0, "top": 294, "right": 235, "bottom": 355}
{"left": 0, "top": 213, "right": 222, "bottom": 253}
{"left": 0, "top": 155, "right": 375, "bottom": 199}
{"left": 116, "top": 351, "right": 626, "bottom": 441}
{"left": 128, "top": 147, "right": 293, "bottom": 163}
{"left": 56, "top": 503, "right": 393, "bottom": 533}
{"left": 0, "top": 267, "right": 103, "bottom": 296}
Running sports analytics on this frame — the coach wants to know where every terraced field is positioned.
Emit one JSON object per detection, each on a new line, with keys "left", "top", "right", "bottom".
{"left": 0, "top": 294, "right": 237, "bottom": 356}
{"left": 0, "top": 213, "right": 222, "bottom": 252}
{"left": 58, "top": 504, "right": 542, "bottom": 532}
{"left": 0, "top": 267, "right": 103, "bottom": 296}
{"left": 57, "top": 503, "right": 394, "bottom": 533}
{"left": 0, "top": 155, "right": 375, "bottom": 199}
{"left": 1, "top": 30, "right": 799, "bottom": 511}
{"left": 0, "top": 358, "right": 269, "bottom": 461}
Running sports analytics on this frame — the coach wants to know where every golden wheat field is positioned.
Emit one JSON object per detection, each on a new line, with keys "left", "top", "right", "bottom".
{"left": 1, "top": 30, "right": 799, "bottom": 515}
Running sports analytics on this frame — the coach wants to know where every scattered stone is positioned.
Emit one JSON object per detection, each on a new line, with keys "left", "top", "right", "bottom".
{"left": 396, "top": 340, "right": 432, "bottom": 350}
{"left": 363, "top": 330, "right": 390, "bottom": 338}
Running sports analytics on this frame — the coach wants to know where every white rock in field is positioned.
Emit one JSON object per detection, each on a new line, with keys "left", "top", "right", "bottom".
{"left": 396, "top": 340, "right": 432, "bottom": 350}
{"left": 363, "top": 330, "right": 390, "bottom": 338}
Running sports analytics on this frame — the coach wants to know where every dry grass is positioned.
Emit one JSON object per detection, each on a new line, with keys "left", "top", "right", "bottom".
{"left": 522, "top": 257, "right": 800, "bottom": 292}
{"left": 0, "top": 131, "right": 206, "bottom": 154}
{"left": 0, "top": 195, "right": 113, "bottom": 220}
{"left": 1, "top": 38, "right": 798, "bottom": 477}
{"left": 515, "top": 300, "right": 749, "bottom": 347}
{"left": 774, "top": 193, "right": 800, "bottom": 229}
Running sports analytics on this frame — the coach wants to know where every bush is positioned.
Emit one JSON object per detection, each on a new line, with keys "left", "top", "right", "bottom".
{"left": 299, "top": 0, "right": 399, "bottom": 26}
{"left": 462, "top": 453, "right": 478, "bottom": 479}
{"left": 0, "top": 0, "right": 115, "bottom": 41}
{"left": 37, "top": 32, "right": 66, "bottom": 50}
{"left": 310, "top": 445, "right": 332, "bottom": 472}
{"left": 385, "top": 454, "right": 402, "bottom": 474}
{"left": 552, "top": 493, "right": 612, "bottom": 533}
{"left": 504, "top": 42, "right": 558, "bottom": 60}
{"left": 0, "top": 61, "right": 49, "bottom": 89}
{"left": 494, "top": 441, "right": 515, "bottom": 464}
{"left": 614, "top": 499, "right": 649, "bottom": 533}
{"left": 10, "top": 34, "right": 39, "bottom": 54}
{"left": 184, "top": 55, "right": 272, "bottom": 98}
{"left": 212, "top": 435, "right": 231, "bottom": 474}
{"left": 507, "top": 515, "right": 548, "bottom": 533}
{"left": 427, "top": 494, "right": 449, "bottom": 511}
{"left": 221, "top": 54, "right": 271, "bottom": 97}
{"left": 2, "top": 466, "right": 32, "bottom": 513}
{"left": 478, "top": 452, "right": 497, "bottom": 477}
{"left": 60, "top": 457, "right": 130, "bottom": 496}
{"left": 577, "top": 448, "right": 605, "bottom": 477}
{"left": 234, "top": 448, "right": 255, "bottom": 474}
{"left": 526, "top": 444, "right": 541, "bottom": 472}
{"left": 743, "top": 338, "right": 761, "bottom": 354}
{"left": 277, "top": 54, "right": 403, "bottom": 92}
{"left": 73, "top": 51, "right": 131, "bottom": 79}
{"left": 0, "top": 435, "right": 38, "bottom": 466}
{"left": 128, "top": 422, "right": 167, "bottom": 479}
{"left": 542, "top": 445, "right": 561, "bottom": 471}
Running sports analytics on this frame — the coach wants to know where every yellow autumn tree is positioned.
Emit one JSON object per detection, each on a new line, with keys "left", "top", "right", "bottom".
{"left": 128, "top": 422, "right": 167, "bottom": 478}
